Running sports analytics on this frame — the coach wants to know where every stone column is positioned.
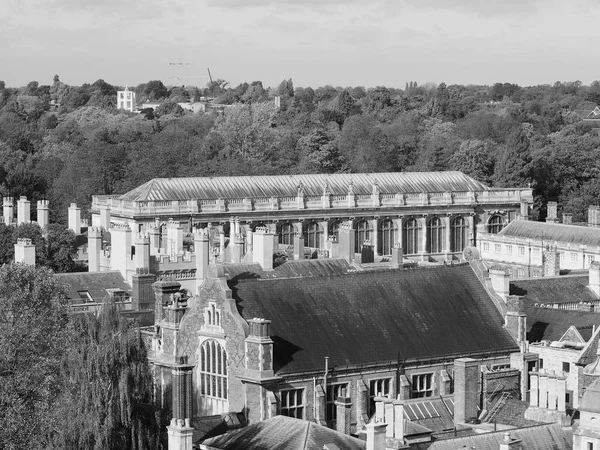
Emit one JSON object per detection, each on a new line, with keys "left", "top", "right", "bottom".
{"left": 394, "top": 217, "right": 404, "bottom": 255}
{"left": 443, "top": 215, "right": 451, "bottom": 258}
{"left": 370, "top": 218, "right": 379, "bottom": 257}
{"left": 418, "top": 216, "right": 427, "bottom": 260}
{"left": 319, "top": 220, "right": 328, "bottom": 249}
{"left": 467, "top": 214, "right": 475, "bottom": 246}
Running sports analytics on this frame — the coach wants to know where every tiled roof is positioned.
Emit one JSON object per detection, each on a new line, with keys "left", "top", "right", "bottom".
{"left": 232, "top": 264, "right": 517, "bottom": 374}
{"left": 577, "top": 326, "right": 600, "bottom": 366}
{"left": 413, "top": 424, "right": 572, "bottom": 450}
{"left": 119, "top": 171, "right": 490, "bottom": 201}
{"left": 484, "top": 397, "right": 540, "bottom": 428}
{"left": 201, "top": 415, "right": 365, "bottom": 450}
{"left": 525, "top": 307, "right": 600, "bottom": 342}
{"left": 222, "top": 259, "right": 352, "bottom": 282}
{"left": 498, "top": 220, "right": 600, "bottom": 247}
{"left": 54, "top": 271, "right": 132, "bottom": 302}
{"left": 510, "top": 275, "right": 596, "bottom": 305}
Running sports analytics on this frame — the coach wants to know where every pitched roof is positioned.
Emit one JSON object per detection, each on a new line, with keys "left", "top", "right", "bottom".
{"left": 222, "top": 259, "right": 352, "bottom": 282}
{"left": 525, "top": 306, "right": 600, "bottom": 342}
{"left": 54, "top": 271, "right": 132, "bottom": 302}
{"left": 119, "top": 171, "right": 490, "bottom": 201}
{"left": 232, "top": 264, "right": 517, "bottom": 374}
{"left": 577, "top": 325, "right": 600, "bottom": 366}
{"left": 510, "top": 275, "right": 597, "bottom": 305}
{"left": 498, "top": 220, "right": 600, "bottom": 247}
{"left": 413, "top": 424, "right": 572, "bottom": 450}
{"left": 201, "top": 415, "right": 365, "bottom": 450}
{"left": 483, "top": 397, "right": 540, "bottom": 428}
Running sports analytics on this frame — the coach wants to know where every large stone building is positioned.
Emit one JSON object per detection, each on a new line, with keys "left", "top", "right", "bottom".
{"left": 91, "top": 171, "right": 532, "bottom": 263}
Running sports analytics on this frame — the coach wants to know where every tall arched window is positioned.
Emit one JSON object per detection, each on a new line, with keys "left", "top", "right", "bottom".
{"left": 403, "top": 218, "right": 421, "bottom": 255}
{"left": 279, "top": 222, "right": 295, "bottom": 245}
{"left": 329, "top": 220, "right": 342, "bottom": 241}
{"left": 354, "top": 219, "right": 373, "bottom": 253}
{"left": 304, "top": 221, "right": 323, "bottom": 248}
{"left": 199, "top": 339, "right": 228, "bottom": 415}
{"left": 451, "top": 216, "right": 468, "bottom": 252}
{"left": 378, "top": 219, "right": 396, "bottom": 256}
{"left": 488, "top": 215, "right": 504, "bottom": 234}
{"left": 427, "top": 217, "right": 445, "bottom": 253}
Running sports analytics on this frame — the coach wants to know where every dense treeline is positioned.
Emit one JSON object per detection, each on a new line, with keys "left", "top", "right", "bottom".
{"left": 1, "top": 76, "right": 600, "bottom": 223}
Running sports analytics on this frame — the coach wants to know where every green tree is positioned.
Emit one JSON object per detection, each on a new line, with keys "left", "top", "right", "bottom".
{"left": 0, "top": 264, "right": 69, "bottom": 450}
{"left": 54, "top": 302, "right": 160, "bottom": 449}
{"left": 449, "top": 139, "right": 496, "bottom": 184}
{"left": 494, "top": 122, "right": 535, "bottom": 187}
{"left": 296, "top": 129, "right": 343, "bottom": 173}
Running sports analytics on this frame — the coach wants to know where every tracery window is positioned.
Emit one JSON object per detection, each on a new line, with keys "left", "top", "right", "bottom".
{"left": 304, "top": 221, "right": 323, "bottom": 248}
{"left": 451, "top": 216, "right": 468, "bottom": 252}
{"left": 354, "top": 219, "right": 373, "bottom": 253}
{"left": 199, "top": 339, "right": 228, "bottom": 415}
{"left": 403, "top": 218, "right": 421, "bottom": 255}
{"left": 378, "top": 219, "right": 396, "bottom": 256}
{"left": 328, "top": 219, "right": 342, "bottom": 241}
{"left": 279, "top": 222, "right": 295, "bottom": 245}
{"left": 427, "top": 217, "right": 445, "bottom": 253}
{"left": 488, "top": 215, "right": 504, "bottom": 234}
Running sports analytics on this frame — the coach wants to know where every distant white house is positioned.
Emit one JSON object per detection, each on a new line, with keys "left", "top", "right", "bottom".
{"left": 116, "top": 87, "right": 136, "bottom": 112}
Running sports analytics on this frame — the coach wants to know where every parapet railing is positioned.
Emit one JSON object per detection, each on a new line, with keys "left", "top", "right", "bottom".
{"left": 91, "top": 188, "right": 533, "bottom": 217}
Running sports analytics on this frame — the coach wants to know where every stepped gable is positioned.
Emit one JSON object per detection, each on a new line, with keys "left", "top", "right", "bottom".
{"left": 200, "top": 415, "right": 365, "bottom": 450}
{"left": 498, "top": 220, "right": 600, "bottom": 247}
{"left": 510, "top": 275, "right": 595, "bottom": 305}
{"left": 119, "top": 171, "right": 490, "bottom": 202}
{"left": 230, "top": 264, "right": 517, "bottom": 374}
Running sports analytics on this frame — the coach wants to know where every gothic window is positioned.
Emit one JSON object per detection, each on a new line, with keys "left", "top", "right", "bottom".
{"left": 378, "top": 219, "right": 396, "bottom": 256}
{"left": 304, "top": 221, "right": 323, "bottom": 248}
{"left": 488, "top": 215, "right": 504, "bottom": 234}
{"left": 205, "top": 303, "right": 221, "bottom": 327}
{"left": 354, "top": 219, "right": 373, "bottom": 253}
{"left": 451, "top": 216, "right": 468, "bottom": 252}
{"left": 328, "top": 219, "right": 342, "bottom": 241}
{"left": 199, "top": 339, "right": 228, "bottom": 415}
{"left": 326, "top": 383, "right": 348, "bottom": 429}
{"left": 279, "top": 222, "right": 295, "bottom": 245}
{"left": 369, "top": 378, "right": 391, "bottom": 416}
{"left": 280, "top": 389, "right": 304, "bottom": 419}
{"left": 403, "top": 218, "right": 421, "bottom": 255}
{"left": 411, "top": 373, "right": 433, "bottom": 398}
{"left": 427, "top": 217, "right": 445, "bottom": 253}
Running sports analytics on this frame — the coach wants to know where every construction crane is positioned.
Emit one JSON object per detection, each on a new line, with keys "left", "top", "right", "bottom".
{"left": 207, "top": 68, "right": 214, "bottom": 84}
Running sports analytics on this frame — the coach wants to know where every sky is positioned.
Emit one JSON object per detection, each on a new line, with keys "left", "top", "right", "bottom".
{"left": 1, "top": 0, "right": 598, "bottom": 89}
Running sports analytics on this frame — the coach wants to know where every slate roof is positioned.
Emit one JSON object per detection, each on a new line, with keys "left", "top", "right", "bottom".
{"left": 222, "top": 259, "right": 352, "bottom": 282}
{"left": 54, "top": 271, "right": 132, "bottom": 302}
{"left": 577, "top": 325, "right": 600, "bottom": 366}
{"left": 232, "top": 264, "right": 518, "bottom": 374}
{"left": 510, "top": 275, "right": 597, "bottom": 305}
{"left": 484, "top": 398, "right": 540, "bottom": 428}
{"left": 498, "top": 220, "right": 600, "bottom": 247}
{"left": 402, "top": 397, "right": 469, "bottom": 434}
{"left": 119, "top": 172, "right": 490, "bottom": 201}
{"left": 525, "top": 307, "right": 600, "bottom": 342}
{"left": 201, "top": 415, "right": 365, "bottom": 450}
{"left": 412, "top": 423, "right": 572, "bottom": 450}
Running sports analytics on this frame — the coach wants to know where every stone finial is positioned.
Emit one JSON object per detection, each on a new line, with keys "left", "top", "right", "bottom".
{"left": 372, "top": 178, "right": 380, "bottom": 195}
{"left": 323, "top": 180, "right": 330, "bottom": 195}
{"left": 297, "top": 181, "right": 304, "bottom": 196}
{"left": 348, "top": 181, "right": 354, "bottom": 194}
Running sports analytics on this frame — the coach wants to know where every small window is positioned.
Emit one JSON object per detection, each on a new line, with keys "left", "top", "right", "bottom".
{"left": 566, "top": 393, "right": 570, "bottom": 404}
{"left": 483, "top": 242, "right": 490, "bottom": 252}
{"left": 280, "top": 389, "right": 304, "bottom": 419}
{"left": 533, "top": 247, "right": 540, "bottom": 256}
{"left": 517, "top": 269, "right": 525, "bottom": 277}
{"left": 369, "top": 378, "right": 391, "bottom": 415}
{"left": 571, "top": 252, "right": 578, "bottom": 262}
{"left": 77, "top": 290, "right": 93, "bottom": 303}
{"left": 539, "top": 358, "right": 544, "bottom": 369}
{"left": 562, "top": 362, "right": 570, "bottom": 373}
{"left": 518, "top": 246, "right": 525, "bottom": 256}
{"left": 588, "top": 255, "right": 595, "bottom": 265}
{"left": 494, "top": 244, "right": 501, "bottom": 253}
{"left": 412, "top": 373, "right": 433, "bottom": 398}
{"left": 506, "top": 245, "right": 512, "bottom": 255}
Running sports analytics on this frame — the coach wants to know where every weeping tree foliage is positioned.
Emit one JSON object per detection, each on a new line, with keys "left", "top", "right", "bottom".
{"left": 55, "top": 303, "right": 160, "bottom": 450}
{"left": 0, "top": 264, "right": 69, "bottom": 450}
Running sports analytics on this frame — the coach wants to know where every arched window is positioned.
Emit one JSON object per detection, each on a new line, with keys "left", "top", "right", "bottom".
{"left": 451, "top": 216, "right": 468, "bottom": 252}
{"left": 304, "top": 221, "right": 323, "bottom": 248}
{"left": 427, "top": 217, "right": 445, "bottom": 253}
{"left": 403, "top": 218, "right": 421, "bottom": 255}
{"left": 199, "top": 339, "right": 228, "bottom": 415}
{"left": 378, "top": 219, "right": 396, "bottom": 256}
{"left": 354, "top": 219, "right": 373, "bottom": 253}
{"left": 279, "top": 222, "right": 295, "bottom": 245}
{"left": 329, "top": 219, "right": 342, "bottom": 241}
{"left": 488, "top": 215, "right": 504, "bottom": 234}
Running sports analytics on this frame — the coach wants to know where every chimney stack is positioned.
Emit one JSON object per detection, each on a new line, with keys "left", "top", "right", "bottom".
{"left": 505, "top": 295, "right": 527, "bottom": 348}
{"left": 589, "top": 205, "right": 600, "bottom": 228}
{"left": 68, "top": 203, "right": 81, "bottom": 234}
{"left": 166, "top": 219, "right": 183, "bottom": 256}
{"left": 546, "top": 202, "right": 558, "bottom": 223}
{"left": 3, "top": 197, "right": 13, "bottom": 226}
{"left": 293, "top": 235, "right": 305, "bottom": 260}
{"left": 519, "top": 201, "right": 529, "bottom": 221}
{"left": 543, "top": 244, "right": 560, "bottom": 277}
{"left": 365, "top": 422, "right": 387, "bottom": 450}
{"left": 391, "top": 244, "right": 403, "bottom": 269}
{"left": 562, "top": 213, "right": 572, "bottom": 225}
{"left": 252, "top": 227, "right": 274, "bottom": 270}
{"left": 194, "top": 228, "right": 210, "bottom": 290}
{"left": 100, "top": 205, "right": 111, "bottom": 230}
{"left": 16, "top": 196, "right": 30, "bottom": 224}
{"left": 14, "top": 238, "right": 35, "bottom": 266}
{"left": 232, "top": 233, "right": 244, "bottom": 263}
{"left": 88, "top": 226, "right": 102, "bottom": 272}
{"left": 338, "top": 223, "right": 355, "bottom": 264}
{"left": 134, "top": 233, "right": 150, "bottom": 270}
{"left": 36, "top": 200, "right": 49, "bottom": 229}
{"left": 110, "top": 223, "right": 132, "bottom": 280}
{"left": 132, "top": 268, "right": 156, "bottom": 311}
{"left": 335, "top": 395, "right": 352, "bottom": 435}
{"left": 454, "top": 358, "right": 480, "bottom": 424}
{"left": 489, "top": 266, "right": 510, "bottom": 300}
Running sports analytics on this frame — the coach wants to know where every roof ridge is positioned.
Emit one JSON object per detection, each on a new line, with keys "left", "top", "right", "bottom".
{"left": 302, "top": 420, "right": 312, "bottom": 450}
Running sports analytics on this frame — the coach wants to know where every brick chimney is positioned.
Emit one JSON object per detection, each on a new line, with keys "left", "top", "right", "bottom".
{"left": 148, "top": 225, "right": 161, "bottom": 256}
{"left": 110, "top": 223, "right": 132, "bottom": 280}
{"left": 194, "top": 228, "right": 210, "bottom": 289}
{"left": 153, "top": 280, "right": 183, "bottom": 325}
{"left": 589, "top": 205, "right": 600, "bottom": 228}
{"left": 253, "top": 227, "right": 274, "bottom": 270}
{"left": 14, "top": 238, "right": 35, "bottom": 266}
{"left": 166, "top": 219, "right": 184, "bottom": 256}
{"left": 590, "top": 261, "right": 600, "bottom": 297}
{"left": 489, "top": 266, "right": 510, "bottom": 300}
{"left": 546, "top": 202, "right": 558, "bottom": 223}
{"left": 519, "top": 201, "right": 529, "bottom": 221}
{"left": 244, "top": 318, "right": 276, "bottom": 380}
{"left": 134, "top": 233, "right": 150, "bottom": 271}
{"left": 365, "top": 422, "right": 387, "bottom": 450}
{"left": 505, "top": 295, "right": 527, "bottom": 348}
{"left": 543, "top": 244, "right": 560, "bottom": 277}
{"left": 232, "top": 233, "right": 244, "bottom": 263}
{"left": 454, "top": 358, "right": 480, "bottom": 423}
{"left": 17, "top": 196, "right": 30, "bottom": 224}
{"left": 68, "top": 203, "right": 81, "bottom": 234}
{"left": 99, "top": 204, "right": 111, "bottom": 230}
{"left": 325, "top": 235, "right": 338, "bottom": 259}
{"left": 338, "top": 223, "right": 355, "bottom": 264}
{"left": 36, "top": 200, "right": 49, "bottom": 229}
{"left": 88, "top": 226, "right": 102, "bottom": 272}
{"left": 132, "top": 268, "right": 156, "bottom": 311}
{"left": 293, "top": 235, "right": 305, "bottom": 260}
{"left": 335, "top": 395, "right": 352, "bottom": 435}
{"left": 168, "top": 364, "right": 195, "bottom": 450}
{"left": 3, "top": 197, "right": 13, "bottom": 225}
{"left": 562, "top": 213, "right": 572, "bottom": 225}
